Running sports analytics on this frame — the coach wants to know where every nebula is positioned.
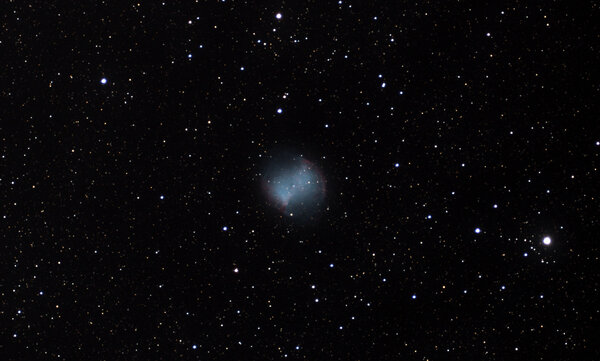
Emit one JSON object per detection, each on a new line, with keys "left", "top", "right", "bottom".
{"left": 262, "top": 155, "right": 326, "bottom": 218}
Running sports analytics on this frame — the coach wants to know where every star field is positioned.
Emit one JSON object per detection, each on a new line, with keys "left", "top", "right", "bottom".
{"left": 0, "top": 1, "right": 599, "bottom": 360}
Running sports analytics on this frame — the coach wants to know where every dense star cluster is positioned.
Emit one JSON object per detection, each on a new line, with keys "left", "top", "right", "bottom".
{"left": 0, "top": 1, "right": 598, "bottom": 360}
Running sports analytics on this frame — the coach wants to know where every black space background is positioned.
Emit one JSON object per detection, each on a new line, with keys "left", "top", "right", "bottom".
{"left": 1, "top": 1, "right": 599, "bottom": 360}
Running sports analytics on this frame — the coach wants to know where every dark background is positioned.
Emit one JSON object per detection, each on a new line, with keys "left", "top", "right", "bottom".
{"left": 1, "top": 1, "right": 598, "bottom": 360}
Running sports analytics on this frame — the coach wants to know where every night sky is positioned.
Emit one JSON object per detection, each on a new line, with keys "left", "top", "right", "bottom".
{"left": 1, "top": 1, "right": 599, "bottom": 360}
